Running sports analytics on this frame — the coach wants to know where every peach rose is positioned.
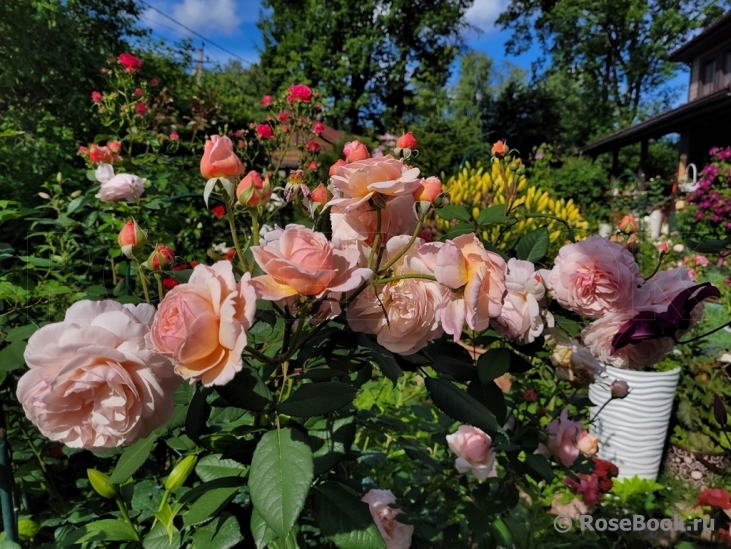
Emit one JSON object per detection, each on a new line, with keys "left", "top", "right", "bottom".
{"left": 330, "top": 195, "right": 417, "bottom": 248}
{"left": 412, "top": 176, "right": 442, "bottom": 202}
{"left": 95, "top": 163, "right": 145, "bottom": 203}
{"left": 446, "top": 425, "right": 497, "bottom": 480}
{"left": 149, "top": 262, "right": 257, "bottom": 386}
{"left": 348, "top": 237, "right": 446, "bottom": 355}
{"left": 581, "top": 309, "right": 674, "bottom": 369}
{"left": 430, "top": 234, "right": 507, "bottom": 341}
{"left": 17, "top": 300, "right": 179, "bottom": 449}
{"left": 492, "top": 258, "right": 550, "bottom": 344}
{"left": 200, "top": 135, "right": 245, "bottom": 179}
{"left": 327, "top": 155, "right": 421, "bottom": 213}
{"left": 551, "top": 340, "right": 605, "bottom": 387}
{"left": 250, "top": 224, "right": 372, "bottom": 299}
{"left": 575, "top": 431, "right": 599, "bottom": 456}
{"left": 361, "top": 489, "right": 413, "bottom": 549}
{"left": 396, "top": 132, "right": 418, "bottom": 150}
{"left": 541, "top": 409, "right": 594, "bottom": 467}
{"left": 548, "top": 236, "right": 644, "bottom": 317}
{"left": 343, "top": 140, "right": 370, "bottom": 162}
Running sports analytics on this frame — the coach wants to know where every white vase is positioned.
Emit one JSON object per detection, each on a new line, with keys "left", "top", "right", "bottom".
{"left": 588, "top": 366, "right": 680, "bottom": 480}
{"left": 647, "top": 209, "right": 663, "bottom": 240}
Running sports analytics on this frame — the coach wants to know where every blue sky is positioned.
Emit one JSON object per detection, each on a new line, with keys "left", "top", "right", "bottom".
{"left": 139, "top": 0, "right": 689, "bottom": 106}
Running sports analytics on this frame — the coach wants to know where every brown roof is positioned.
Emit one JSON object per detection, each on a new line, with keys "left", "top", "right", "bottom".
{"left": 669, "top": 11, "right": 731, "bottom": 63}
{"left": 271, "top": 123, "right": 346, "bottom": 169}
{"left": 582, "top": 86, "right": 731, "bottom": 155}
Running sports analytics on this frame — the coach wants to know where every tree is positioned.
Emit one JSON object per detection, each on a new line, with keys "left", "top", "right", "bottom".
{"left": 258, "top": 0, "right": 473, "bottom": 133}
{"left": 497, "top": 0, "right": 729, "bottom": 137}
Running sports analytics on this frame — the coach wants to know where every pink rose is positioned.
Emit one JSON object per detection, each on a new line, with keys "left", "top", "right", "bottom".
{"left": 343, "top": 140, "right": 370, "bottom": 162}
{"left": 200, "top": 135, "right": 245, "bottom": 179}
{"left": 256, "top": 124, "right": 274, "bottom": 139}
{"left": 611, "top": 380, "right": 630, "bottom": 399}
{"left": 412, "top": 176, "right": 442, "bottom": 202}
{"left": 581, "top": 309, "right": 674, "bottom": 369}
{"left": 236, "top": 170, "right": 271, "bottom": 208}
{"left": 118, "top": 52, "right": 142, "bottom": 73}
{"left": 492, "top": 258, "right": 550, "bottom": 344}
{"left": 548, "top": 236, "right": 644, "bottom": 317}
{"left": 446, "top": 425, "right": 497, "bottom": 480}
{"left": 312, "top": 121, "right": 325, "bottom": 135}
{"left": 94, "top": 163, "right": 145, "bottom": 203}
{"left": 575, "top": 431, "right": 599, "bottom": 456}
{"left": 431, "top": 234, "right": 507, "bottom": 341}
{"left": 261, "top": 95, "right": 273, "bottom": 107}
{"left": 348, "top": 237, "right": 446, "bottom": 355}
{"left": 250, "top": 224, "right": 372, "bottom": 299}
{"left": 135, "top": 103, "right": 147, "bottom": 115}
{"left": 330, "top": 194, "right": 417, "bottom": 248}
{"left": 361, "top": 489, "right": 413, "bottom": 549}
{"left": 327, "top": 155, "right": 421, "bottom": 213}
{"left": 149, "top": 262, "right": 257, "bottom": 386}
{"left": 17, "top": 300, "right": 179, "bottom": 449}
{"left": 169, "top": 132, "right": 179, "bottom": 141}
{"left": 542, "top": 409, "right": 594, "bottom": 467}
{"left": 287, "top": 84, "right": 312, "bottom": 103}
{"left": 91, "top": 91, "right": 103, "bottom": 103}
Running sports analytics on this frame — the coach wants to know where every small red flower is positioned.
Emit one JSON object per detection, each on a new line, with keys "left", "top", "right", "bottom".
{"left": 150, "top": 78, "right": 159, "bottom": 87}
{"left": 134, "top": 88, "right": 143, "bottom": 97}
{"left": 257, "top": 124, "right": 274, "bottom": 139}
{"left": 306, "top": 140, "right": 320, "bottom": 153}
{"left": 312, "top": 121, "right": 325, "bottom": 135}
{"left": 91, "top": 91, "right": 103, "bottom": 103}
{"left": 261, "top": 95, "right": 273, "bottom": 107}
{"left": 521, "top": 389, "right": 537, "bottom": 402}
{"left": 287, "top": 84, "right": 312, "bottom": 104}
{"left": 277, "top": 112, "right": 289, "bottom": 123}
{"left": 697, "top": 489, "right": 731, "bottom": 509}
{"left": 224, "top": 249, "right": 236, "bottom": 260}
{"left": 118, "top": 53, "right": 142, "bottom": 73}
{"left": 162, "top": 277, "right": 179, "bottom": 290}
{"left": 307, "top": 161, "right": 318, "bottom": 170}
{"left": 169, "top": 132, "right": 179, "bottom": 141}
{"left": 135, "top": 103, "right": 147, "bottom": 115}
{"left": 211, "top": 205, "right": 225, "bottom": 219}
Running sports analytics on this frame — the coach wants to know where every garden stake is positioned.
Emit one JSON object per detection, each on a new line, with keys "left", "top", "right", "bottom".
{"left": 0, "top": 409, "right": 17, "bottom": 543}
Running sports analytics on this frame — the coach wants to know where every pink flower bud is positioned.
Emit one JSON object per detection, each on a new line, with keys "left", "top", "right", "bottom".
{"left": 108, "top": 140, "right": 121, "bottom": 154}
{"left": 135, "top": 103, "right": 147, "bottom": 115}
{"left": 134, "top": 88, "right": 143, "bottom": 97}
{"left": 657, "top": 242, "right": 669, "bottom": 253}
{"left": 261, "top": 95, "right": 273, "bottom": 107}
{"left": 306, "top": 140, "right": 320, "bottom": 153}
{"left": 307, "top": 161, "right": 318, "bottom": 170}
{"left": 91, "top": 91, "right": 103, "bottom": 103}
{"left": 492, "top": 140, "right": 507, "bottom": 157}
{"left": 412, "top": 176, "right": 442, "bottom": 202}
{"left": 310, "top": 183, "right": 331, "bottom": 204}
{"left": 78, "top": 146, "right": 88, "bottom": 155}
{"left": 169, "top": 132, "right": 179, "bottom": 141}
{"left": 277, "top": 112, "right": 289, "bottom": 123}
{"left": 343, "top": 140, "right": 369, "bottom": 162}
{"left": 150, "top": 79, "right": 159, "bottom": 87}
{"left": 147, "top": 245, "right": 175, "bottom": 271}
{"left": 329, "top": 159, "right": 346, "bottom": 177}
{"left": 256, "top": 124, "right": 274, "bottom": 139}
{"left": 396, "top": 131, "right": 417, "bottom": 150}
{"left": 236, "top": 170, "right": 271, "bottom": 208}
{"left": 610, "top": 380, "right": 629, "bottom": 399}
{"left": 618, "top": 214, "right": 637, "bottom": 235}
{"left": 312, "top": 121, "right": 325, "bottom": 135}
{"left": 118, "top": 219, "right": 147, "bottom": 259}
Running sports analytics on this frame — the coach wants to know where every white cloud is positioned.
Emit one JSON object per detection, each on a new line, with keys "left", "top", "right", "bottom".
{"left": 142, "top": 0, "right": 244, "bottom": 37}
{"left": 463, "top": 0, "right": 508, "bottom": 32}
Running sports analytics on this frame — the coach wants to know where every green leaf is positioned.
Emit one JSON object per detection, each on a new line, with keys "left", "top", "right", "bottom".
{"left": 178, "top": 476, "right": 247, "bottom": 505}
{"left": 424, "top": 377, "right": 501, "bottom": 434}
{"left": 5, "top": 324, "right": 37, "bottom": 342}
{"left": 186, "top": 385, "right": 210, "bottom": 443}
{"left": 251, "top": 507, "right": 279, "bottom": 549}
{"left": 248, "top": 428, "right": 314, "bottom": 539}
{"left": 192, "top": 512, "right": 243, "bottom": 549}
{"left": 525, "top": 453, "right": 554, "bottom": 483}
{"left": 477, "top": 205, "right": 510, "bottom": 225}
{"left": 183, "top": 486, "right": 239, "bottom": 526}
{"left": 477, "top": 348, "right": 511, "bottom": 384}
{"left": 277, "top": 382, "right": 358, "bottom": 418}
{"left": 57, "top": 519, "right": 139, "bottom": 546}
{"left": 467, "top": 381, "right": 507, "bottom": 425}
{"left": 358, "top": 334, "right": 402, "bottom": 384}
{"left": 142, "top": 521, "right": 181, "bottom": 549}
{"left": 306, "top": 414, "right": 357, "bottom": 475}
{"left": 66, "top": 197, "right": 87, "bottom": 215}
{"left": 514, "top": 227, "right": 549, "bottom": 262}
{"left": 216, "top": 366, "right": 273, "bottom": 411}
{"left": 195, "top": 454, "right": 247, "bottom": 482}
{"left": 152, "top": 503, "right": 176, "bottom": 544}
{"left": 444, "top": 221, "right": 475, "bottom": 239}
{"left": 553, "top": 315, "right": 582, "bottom": 338}
{"left": 0, "top": 340, "right": 27, "bottom": 371}
{"left": 108, "top": 434, "right": 157, "bottom": 484}
{"left": 269, "top": 527, "right": 300, "bottom": 549}
{"left": 436, "top": 204, "right": 471, "bottom": 222}
{"left": 17, "top": 256, "right": 59, "bottom": 268}
{"left": 313, "top": 482, "right": 386, "bottom": 549}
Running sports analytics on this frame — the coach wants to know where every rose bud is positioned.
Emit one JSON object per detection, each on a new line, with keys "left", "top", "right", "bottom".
{"left": 108, "top": 140, "right": 122, "bottom": 154}
{"left": 618, "top": 214, "right": 637, "bottom": 235}
{"left": 236, "top": 170, "right": 271, "bottom": 208}
{"left": 169, "top": 132, "right": 179, "bottom": 141}
{"left": 134, "top": 88, "right": 143, "bottom": 97}
{"left": 200, "top": 135, "right": 245, "bottom": 179}
{"left": 147, "top": 244, "right": 175, "bottom": 271}
{"left": 610, "top": 380, "right": 629, "bottom": 399}
{"left": 312, "top": 121, "right": 325, "bottom": 135}
{"left": 164, "top": 455, "right": 197, "bottom": 492}
{"left": 657, "top": 242, "right": 669, "bottom": 253}
{"left": 714, "top": 394, "right": 727, "bottom": 427}
{"left": 91, "top": 91, "right": 103, "bottom": 103}
{"left": 329, "top": 159, "right": 346, "bottom": 177}
{"left": 624, "top": 234, "right": 640, "bottom": 255}
{"left": 413, "top": 176, "right": 443, "bottom": 202}
{"left": 492, "top": 140, "right": 507, "bottom": 157}
{"left": 87, "top": 469, "right": 118, "bottom": 499}
{"left": 256, "top": 124, "right": 274, "bottom": 139}
{"left": 261, "top": 95, "right": 273, "bottom": 107}
{"left": 118, "top": 219, "right": 147, "bottom": 259}
{"left": 310, "top": 183, "right": 331, "bottom": 205}
{"left": 343, "top": 140, "right": 370, "bottom": 162}
{"left": 396, "top": 131, "right": 418, "bottom": 150}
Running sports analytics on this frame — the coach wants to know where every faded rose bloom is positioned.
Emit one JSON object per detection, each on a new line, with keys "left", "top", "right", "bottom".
{"left": 348, "top": 237, "right": 446, "bottom": 355}
{"left": 95, "top": 163, "right": 145, "bottom": 203}
{"left": 17, "top": 300, "right": 179, "bottom": 449}
{"left": 200, "top": 135, "right": 245, "bottom": 179}
{"left": 446, "top": 425, "right": 497, "bottom": 480}
{"left": 430, "top": 234, "right": 507, "bottom": 341}
{"left": 361, "top": 490, "right": 413, "bottom": 549}
{"left": 575, "top": 431, "right": 599, "bottom": 456}
{"left": 492, "top": 258, "right": 550, "bottom": 344}
{"left": 548, "top": 236, "right": 644, "bottom": 317}
{"left": 256, "top": 124, "right": 274, "bottom": 139}
{"left": 91, "top": 91, "right": 103, "bottom": 103}
{"left": 250, "top": 224, "right": 372, "bottom": 300}
{"left": 581, "top": 309, "right": 674, "bottom": 369}
{"left": 287, "top": 84, "right": 312, "bottom": 103}
{"left": 343, "top": 140, "right": 370, "bottom": 163}
{"left": 412, "top": 177, "right": 442, "bottom": 203}
{"left": 149, "top": 262, "right": 257, "bottom": 386}
{"left": 118, "top": 53, "right": 142, "bottom": 73}
{"left": 327, "top": 155, "right": 421, "bottom": 213}
{"left": 541, "top": 409, "right": 595, "bottom": 467}
{"left": 551, "top": 340, "right": 605, "bottom": 387}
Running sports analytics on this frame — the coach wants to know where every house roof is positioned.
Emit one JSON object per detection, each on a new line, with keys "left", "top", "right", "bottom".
{"left": 581, "top": 86, "right": 731, "bottom": 156}
{"left": 270, "top": 122, "right": 347, "bottom": 169}
{"left": 669, "top": 11, "right": 731, "bottom": 63}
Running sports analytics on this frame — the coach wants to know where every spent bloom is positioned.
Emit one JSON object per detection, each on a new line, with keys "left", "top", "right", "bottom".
{"left": 95, "top": 163, "right": 145, "bottom": 204}
{"left": 361, "top": 490, "right": 413, "bottom": 549}
{"left": 541, "top": 409, "right": 597, "bottom": 467}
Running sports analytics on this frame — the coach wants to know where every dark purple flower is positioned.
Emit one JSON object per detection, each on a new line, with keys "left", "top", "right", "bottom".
{"left": 611, "top": 283, "right": 720, "bottom": 352}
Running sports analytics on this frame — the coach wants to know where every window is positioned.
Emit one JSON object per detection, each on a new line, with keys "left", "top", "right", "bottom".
{"left": 701, "top": 58, "right": 716, "bottom": 95}
{"left": 725, "top": 51, "right": 731, "bottom": 86}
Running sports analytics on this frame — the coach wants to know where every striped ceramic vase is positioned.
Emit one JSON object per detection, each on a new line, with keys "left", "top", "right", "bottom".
{"left": 588, "top": 366, "right": 681, "bottom": 480}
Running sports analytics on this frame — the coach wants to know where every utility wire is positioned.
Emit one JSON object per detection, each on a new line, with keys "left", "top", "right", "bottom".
{"left": 139, "top": 0, "right": 255, "bottom": 66}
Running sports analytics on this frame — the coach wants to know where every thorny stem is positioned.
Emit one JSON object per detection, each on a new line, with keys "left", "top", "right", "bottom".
{"left": 675, "top": 319, "right": 731, "bottom": 345}
{"left": 379, "top": 220, "right": 423, "bottom": 273}
{"left": 373, "top": 274, "right": 437, "bottom": 285}
{"left": 249, "top": 211, "right": 260, "bottom": 274}
{"left": 245, "top": 345, "right": 275, "bottom": 365}
{"left": 155, "top": 273, "right": 165, "bottom": 303}
{"left": 368, "top": 208, "right": 383, "bottom": 270}
{"left": 225, "top": 196, "right": 249, "bottom": 271}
